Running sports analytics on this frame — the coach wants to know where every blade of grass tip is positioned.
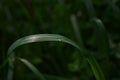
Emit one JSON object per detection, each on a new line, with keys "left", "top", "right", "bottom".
{"left": 70, "top": 14, "right": 84, "bottom": 48}
{"left": 7, "top": 34, "right": 81, "bottom": 55}
{"left": 91, "top": 18, "right": 110, "bottom": 56}
{"left": 18, "top": 58, "right": 46, "bottom": 80}
{"left": 87, "top": 55, "right": 105, "bottom": 80}
{"left": 83, "top": 0, "right": 96, "bottom": 19}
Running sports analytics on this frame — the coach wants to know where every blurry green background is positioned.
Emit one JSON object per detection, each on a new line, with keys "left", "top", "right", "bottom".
{"left": 0, "top": 0, "right": 120, "bottom": 80}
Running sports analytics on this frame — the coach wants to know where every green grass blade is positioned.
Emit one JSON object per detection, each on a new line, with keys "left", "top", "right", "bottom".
{"left": 19, "top": 58, "right": 72, "bottom": 80}
{"left": 7, "top": 53, "right": 15, "bottom": 80}
{"left": 87, "top": 55, "right": 105, "bottom": 80}
{"left": 7, "top": 34, "right": 105, "bottom": 80}
{"left": 18, "top": 58, "right": 47, "bottom": 80}
{"left": 8, "top": 34, "right": 81, "bottom": 55}
{"left": 70, "top": 14, "right": 84, "bottom": 48}
{"left": 92, "top": 18, "right": 110, "bottom": 55}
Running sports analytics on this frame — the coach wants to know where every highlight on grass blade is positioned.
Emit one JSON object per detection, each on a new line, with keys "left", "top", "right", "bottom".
{"left": 18, "top": 58, "right": 46, "bottom": 80}
{"left": 8, "top": 34, "right": 81, "bottom": 55}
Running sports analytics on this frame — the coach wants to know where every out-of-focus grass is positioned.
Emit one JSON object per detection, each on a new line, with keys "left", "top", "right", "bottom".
{"left": 0, "top": 0, "right": 120, "bottom": 80}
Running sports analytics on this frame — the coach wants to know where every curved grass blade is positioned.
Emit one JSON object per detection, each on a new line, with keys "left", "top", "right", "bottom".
{"left": 87, "top": 55, "right": 105, "bottom": 80}
{"left": 18, "top": 58, "right": 47, "bottom": 80}
{"left": 7, "top": 34, "right": 106, "bottom": 80}
{"left": 92, "top": 18, "right": 110, "bottom": 55}
{"left": 8, "top": 34, "right": 81, "bottom": 55}
{"left": 6, "top": 34, "right": 83, "bottom": 80}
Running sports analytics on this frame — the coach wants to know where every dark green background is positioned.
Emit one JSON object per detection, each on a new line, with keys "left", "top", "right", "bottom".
{"left": 0, "top": 0, "right": 120, "bottom": 80}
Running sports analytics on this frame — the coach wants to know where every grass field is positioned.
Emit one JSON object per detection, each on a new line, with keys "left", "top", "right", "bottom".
{"left": 0, "top": 0, "right": 120, "bottom": 80}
